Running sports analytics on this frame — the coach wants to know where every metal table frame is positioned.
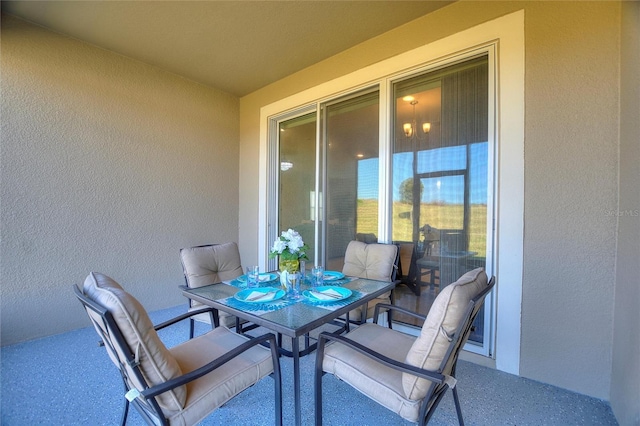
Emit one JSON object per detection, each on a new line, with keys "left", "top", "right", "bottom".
{"left": 182, "top": 278, "right": 396, "bottom": 426}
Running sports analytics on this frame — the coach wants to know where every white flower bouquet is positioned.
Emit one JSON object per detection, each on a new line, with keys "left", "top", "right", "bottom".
{"left": 269, "top": 228, "right": 309, "bottom": 261}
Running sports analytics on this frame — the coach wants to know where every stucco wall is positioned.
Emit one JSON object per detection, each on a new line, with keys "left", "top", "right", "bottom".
{"left": 611, "top": 3, "right": 640, "bottom": 425}
{"left": 240, "top": 2, "right": 624, "bottom": 400}
{"left": 520, "top": 2, "right": 620, "bottom": 398}
{"left": 1, "top": 15, "right": 240, "bottom": 346}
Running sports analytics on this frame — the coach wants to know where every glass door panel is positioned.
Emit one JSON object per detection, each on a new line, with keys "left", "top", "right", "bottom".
{"left": 391, "top": 56, "right": 489, "bottom": 346}
{"left": 278, "top": 113, "right": 317, "bottom": 263}
{"left": 321, "top": 91, "right": 379, "bottom": 271}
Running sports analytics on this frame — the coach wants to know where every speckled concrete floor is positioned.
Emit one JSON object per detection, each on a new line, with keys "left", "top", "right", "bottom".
{"left": 1, "top": 305, "right": 618, "bottom": 425}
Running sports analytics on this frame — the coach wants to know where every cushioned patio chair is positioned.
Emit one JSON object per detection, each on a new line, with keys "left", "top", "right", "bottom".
{"left": 74, "top": 272, "right": 282, "bottom": 426}
{"left": 341, "top": 240, "right": 399, "bottom": 327}
{"left": 180, "top": 242, "right": 245, "bottom": 338}
{"left": 315, "top": 268, "right": 495, "bottom": 426}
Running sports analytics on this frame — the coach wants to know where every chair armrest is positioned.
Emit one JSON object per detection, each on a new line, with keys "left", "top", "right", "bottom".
{"left": 141, "top": 332, "right": 279, "bottom": 398}
{"left": 153, "top": 307, "right": 217, "bottom": 332}
{"left": 316, "top": 331, "right": 444, "bottom": 385}
{"left": 372, "top": 303, "right": 427, "bottom": 324}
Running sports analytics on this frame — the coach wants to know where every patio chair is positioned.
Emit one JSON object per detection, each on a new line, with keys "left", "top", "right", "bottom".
{"left": 315, "top": 267, "right": 495, "bottom": 426}
{"left": 179, "top": 242, "right": 245, "bottom": 338}
{"left": 74, "top": 272, "right": 282, "bottom": 426}
{"left": 341, "top": 240, "right": 399, "bottom": 327}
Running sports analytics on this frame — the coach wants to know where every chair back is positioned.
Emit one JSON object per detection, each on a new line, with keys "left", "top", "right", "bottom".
{"left": 403, "top": 268, "right": 495, "bottom": 401}
{"left": 342, "top": 240, "right": 398, "bottom": 282}
{"left": 180, "top": 242, "right": 243, "bottom": 288}
{"left": 74, "top": 273, "right": 187, "bottom": 419}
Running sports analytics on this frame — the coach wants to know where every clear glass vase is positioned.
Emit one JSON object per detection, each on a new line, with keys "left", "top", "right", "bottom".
{"left": 279, "top": 258, "right": 300, "bottom": 294}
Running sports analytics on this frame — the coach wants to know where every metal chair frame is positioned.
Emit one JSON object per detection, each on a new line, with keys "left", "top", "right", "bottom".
{"left": 74, "top": 284, "right": 283, "bottom": 426}
{"left": 315, "top": 276, "right": 496, "bottom": 426}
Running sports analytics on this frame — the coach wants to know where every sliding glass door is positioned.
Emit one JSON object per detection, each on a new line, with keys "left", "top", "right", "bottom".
{"left": 270, "top": 53, "right": 493, "bottom": 354}
{"left": 391, "top": 56, "right": 490, "bottom": 346}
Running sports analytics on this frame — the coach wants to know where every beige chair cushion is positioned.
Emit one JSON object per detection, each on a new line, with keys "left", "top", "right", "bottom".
{"left": 342, "top": 241, "right": 397, "bottom": 282}
{"left": 83, "top": 272, "right": 187, "bottom": 411}
{"left": 180, "top": 242, "right": 243, "bottom": 287}
{"left": 165, "top": 327, "right": 275, "bottom": 425}
{"left": 322, "top": 323, "right": 423, "bottom": 422}
{"left": 402, "top": 267, "right": 488, "bottom": 400}
{"left": 180, "top": 242, "right": 243, "bottom": 328}
{"left": 342, "top": 241, "right": 397, "bottom": 321}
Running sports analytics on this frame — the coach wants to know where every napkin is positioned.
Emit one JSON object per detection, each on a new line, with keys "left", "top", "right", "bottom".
{"left": 245, "top": 291, "right": 276, "bottom": 302}
{"left": 258, "top": 275, "right": 271, "bottom": 282}
{"left": 310, "top": 288, "right": 342, "bottom": 301}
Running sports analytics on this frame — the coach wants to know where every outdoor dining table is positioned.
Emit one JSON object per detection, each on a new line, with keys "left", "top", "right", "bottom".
{"left": 181, "top": 275, "right": 396, "bottom": 426}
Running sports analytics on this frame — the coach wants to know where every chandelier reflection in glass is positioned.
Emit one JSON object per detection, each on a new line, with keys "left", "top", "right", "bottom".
{"left": 402, "top": 97, "right": 431, "bottom": 138}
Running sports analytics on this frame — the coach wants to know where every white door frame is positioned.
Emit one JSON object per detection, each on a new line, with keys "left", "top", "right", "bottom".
{"left": 259, "top": 10, "right": 524, "bottom": 373}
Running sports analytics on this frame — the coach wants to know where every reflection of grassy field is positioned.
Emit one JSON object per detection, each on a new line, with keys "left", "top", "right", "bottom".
{"left": 357, "top": 200, "right": 487, "bottom": 257}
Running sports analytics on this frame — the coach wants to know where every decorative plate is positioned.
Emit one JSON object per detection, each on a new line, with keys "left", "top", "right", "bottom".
{"left": 234, "top": 287, "right": 285, "bottom": 303}
{"left": 322, "top": 271, "right": 345, "bottom": 281}
{"left": 303, "top": 286, "right": 352, "bottom": 303}
{"left": 236, "top": 273, "right": 278, "bottom": 283}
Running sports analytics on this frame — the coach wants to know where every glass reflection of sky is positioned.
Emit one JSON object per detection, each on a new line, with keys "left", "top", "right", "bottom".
{"left": 358, "top": 142, "right": 488, "bottom": 204}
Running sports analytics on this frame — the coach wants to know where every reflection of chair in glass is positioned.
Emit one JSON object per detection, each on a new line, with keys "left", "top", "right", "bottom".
{"left": 417, "top": 228, "right": 473, "bottom": 292}
{"left": 341, "top": 240, "right": 399, "bottom": 326}
{"left": 180, "top": 242, "right": 244, "bottom": 338}
{"left": 74, "top": 272, "right": 282, "bottom": 426}
{"left": 356, "top": 233, "right": 378, "bottom": 243}
{"left": 396, "top": 242, "right": 420, "bottom": 295}
{"left": 416, "top": 245, "right": 441, "bottom": 292}
{"left": 416, "top": 225, "right": 441, "bottom": 292}
{"left": 315, "top": 268, "right": 495, "bottom": 426}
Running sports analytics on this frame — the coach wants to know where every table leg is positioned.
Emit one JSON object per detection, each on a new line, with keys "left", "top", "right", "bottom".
{"left": 292, "top": 337, "right": 301, "bottom": 426}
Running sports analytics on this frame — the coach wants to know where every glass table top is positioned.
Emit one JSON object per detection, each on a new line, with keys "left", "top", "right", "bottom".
{"left": 182, "top": 277, "right": 395, "bottom": 337}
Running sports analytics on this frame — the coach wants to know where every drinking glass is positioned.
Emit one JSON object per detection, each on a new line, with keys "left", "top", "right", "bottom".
{"left": 311, "top": 265, "right": 324, "bottom": 287}
{"left": 286, "top": 272, "right": 301, "bottom": 299}
{"left": 246, "top": 266, "right": 259, "bottom": 288}
{"left": 299, "top": 260, "right": 306, "bottom": 285}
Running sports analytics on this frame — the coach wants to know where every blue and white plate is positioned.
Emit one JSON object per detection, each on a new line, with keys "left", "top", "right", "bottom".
{"left": 236, "top": 272, "right": 278, "bottom": 284}
{"left": 303, "top": 286, "right": 352, "bottom": 303}
{"left": 234, "top": 287, "right": 285, "bottom": 303}
{"left": 322, "top": 271, "right": 345, "bottom": 281}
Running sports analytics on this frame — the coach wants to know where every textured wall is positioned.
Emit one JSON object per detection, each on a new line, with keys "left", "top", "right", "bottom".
{"left": 520, "top": 3, "right": 620, "bottom": 399}
{"left": 240, "top": 2, "right": 626, "bottom": 400}
{"left": 1, "top": 15, "right": 239, "bottom": 346}
{"left": 610, "top": 2, "right": 640, "bottom": 424}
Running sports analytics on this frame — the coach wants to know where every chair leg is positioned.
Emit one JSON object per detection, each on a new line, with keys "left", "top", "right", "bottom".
{"left": 189, "top": 318, "right": 195, "bottom": 339}
{"left": 212, "top": 309, "right": 220, "bottom": 328}
{"left": 118, "top": 378, "right": 130, "bottom": 426}
{"left": 452, "top": 386, "right": 465, "bottom": 426}
{"left": 119, "top": 397, "right": 129, "bottom": 426}
{"left": 270, "top": 339, "right": 283, "bottom": 426}
{"left": 314, "top": 348, "right": 325, "bottom": 425}
{"left": 388, "top": 292, "right": 394, "bottom": 329}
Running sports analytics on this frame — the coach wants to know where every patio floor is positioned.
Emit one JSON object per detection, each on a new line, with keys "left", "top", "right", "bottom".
{"left": 1, "top": 304, "right": 619, "bottom": 425}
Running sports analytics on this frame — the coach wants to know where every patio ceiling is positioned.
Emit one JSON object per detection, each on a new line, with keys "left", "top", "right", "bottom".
{"left": 1, "top": 1, "right": 453, "bottom": 97}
